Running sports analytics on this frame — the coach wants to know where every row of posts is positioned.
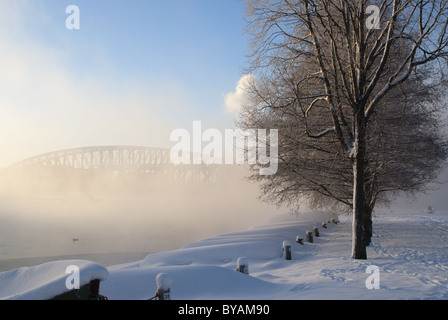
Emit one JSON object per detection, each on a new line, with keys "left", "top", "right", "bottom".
{"left": 152, "top": 217, "right": 339, "bottom": 299}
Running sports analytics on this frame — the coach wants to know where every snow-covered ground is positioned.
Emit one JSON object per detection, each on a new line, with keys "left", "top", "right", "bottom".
{"left": 1, "top": 211, "right": 447, "bottom": 300}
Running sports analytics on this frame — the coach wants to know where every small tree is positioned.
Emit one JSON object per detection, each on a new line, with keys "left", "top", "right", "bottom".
{"left": 242, "top": 0, "right": 448, "bottom": 259}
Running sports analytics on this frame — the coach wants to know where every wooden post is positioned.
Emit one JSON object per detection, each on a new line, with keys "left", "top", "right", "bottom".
{"left": 236, "top": 257, "right": 249, "bottom": 275}
{"left": 296, "top": 235, "right": 304, "bottom": 245}
{"left": 306, "top": 231, "right": 313, "bottom": 243}
{"left": 322, "top": 222, "right": 327, "bottom": 229}
{"left": 88, "top": 279, "right": 100, "bottom": 300}
{"left": 282, "top": 241, "right": 291, "bottom": 260}
{"left": 155, "top": 273, "right": 171, "bottom": 300}
{"left": 314, "top": 227, "right": 320, "bottom": 237}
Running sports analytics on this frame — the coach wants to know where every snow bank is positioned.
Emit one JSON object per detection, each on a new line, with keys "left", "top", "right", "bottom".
{"left": 139, "top": 212, "right": 332, "bottom": 268}
{"left": 101, "top": 212, "right": 337, "bottom": 300}
{"left": 0, "top": 260, "right": 108, "bottom": 300}
{"left": 102, "top": 212, "right": 448, "bottom": 300}
{"left": 2, "top": 211, "right": 447, "bottom": 300}
{"left": 102, "top": 264, "right": 290, "bottom": 300}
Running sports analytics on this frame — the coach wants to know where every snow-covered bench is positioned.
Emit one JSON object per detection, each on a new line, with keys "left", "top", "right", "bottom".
{"left": 0, "top": 260, "right": 108, "bottom": 300}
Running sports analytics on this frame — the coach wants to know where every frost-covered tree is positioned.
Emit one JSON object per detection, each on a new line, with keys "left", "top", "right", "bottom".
{"left": 241, "top": 0, "right": 448, "bottom": 259}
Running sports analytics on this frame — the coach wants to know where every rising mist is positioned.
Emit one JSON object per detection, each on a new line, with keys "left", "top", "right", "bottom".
{"left": 0, "top": 164, "right": 285, "bottom": 261}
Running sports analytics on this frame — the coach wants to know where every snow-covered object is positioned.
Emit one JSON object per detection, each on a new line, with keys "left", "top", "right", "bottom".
{"left": 282, "top": 240, "right": 291, "bottom": 260}
{"left": 156, "top": 273, "right": 172, "bottom": 291}
{"left": 236, "top": 257, "right": 249, "bottom": 274}
{"left": 0, "top": 260, "right": 108, "bottom": 300}
{"left": 282, "top": 240, "right": 291, "bottom": 247}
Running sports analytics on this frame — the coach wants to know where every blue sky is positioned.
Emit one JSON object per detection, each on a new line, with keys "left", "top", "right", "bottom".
{"left": 0, "top": 0, "right": 250, "bottom": 166}
{"left": 57, "top": 1, "right": 247, "bottom": 96}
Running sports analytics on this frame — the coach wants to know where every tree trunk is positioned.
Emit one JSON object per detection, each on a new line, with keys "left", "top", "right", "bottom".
{"left": 363, "top": 206, "right": 373, "bottom": 246}
{"left": 351, "top": 110, "right": 368, "bottom": 259}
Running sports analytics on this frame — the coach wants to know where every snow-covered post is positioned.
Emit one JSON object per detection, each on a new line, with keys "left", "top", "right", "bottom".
{"left": 306, "top": 231, "right": 313, "bottom": 243}
{"left": 155, "top": 273, "right": 172, "bottom": 300}
{"left": 236, "top": 257, "right": 249, "bottom": 275}
{"left": 314, "top": 227, "right": 320, "bottom": 237}
{"left": 322, "top": 222, "right": 327, "bottom": 229}
{"left": 282, "top": 240, "right": 291, "bottom": 260}
{"left": 296, "top": 235, "right": 304, "bottom": 245}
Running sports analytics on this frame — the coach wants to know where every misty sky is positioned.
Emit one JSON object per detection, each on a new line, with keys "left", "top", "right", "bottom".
{"left": 0, "top": 0, "right": 249, "bottom": 167}
{"left": 0, "top": 0, "right": 446, "bottom": 208}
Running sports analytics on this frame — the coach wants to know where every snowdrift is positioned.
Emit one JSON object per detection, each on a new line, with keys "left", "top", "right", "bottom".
{"left": 0, "top": 260, "right": 108, "bottom": 300}
{"left": 1, "top": 211, "right": 447, "bottom": 300}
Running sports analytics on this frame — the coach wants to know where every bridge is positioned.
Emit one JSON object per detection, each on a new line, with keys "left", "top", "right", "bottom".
{"left": 5, "top": 146, "right": 223, "bottom": 191}
{"left": 12, "top": 146, "right": 173, "bottom": 172}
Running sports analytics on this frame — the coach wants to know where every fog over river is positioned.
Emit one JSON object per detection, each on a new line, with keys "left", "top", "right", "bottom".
{"left": 0, "top": 166, "right": 286, "bottom": 271}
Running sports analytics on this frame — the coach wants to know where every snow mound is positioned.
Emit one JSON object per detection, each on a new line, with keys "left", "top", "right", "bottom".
{"left": 140, "top": 212, "right": 330, "bottom": 268}
{"left": 2, "top": 211, "right": 447, "bottom": 300}
{"left": 0, "top": 260, "right": 108, "bottom": 300}
{"left": 99, "top": 212, "right": 336, "bottom": 300}
{"left": 102, "top": 264, "right": 288, "bottom": 300}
